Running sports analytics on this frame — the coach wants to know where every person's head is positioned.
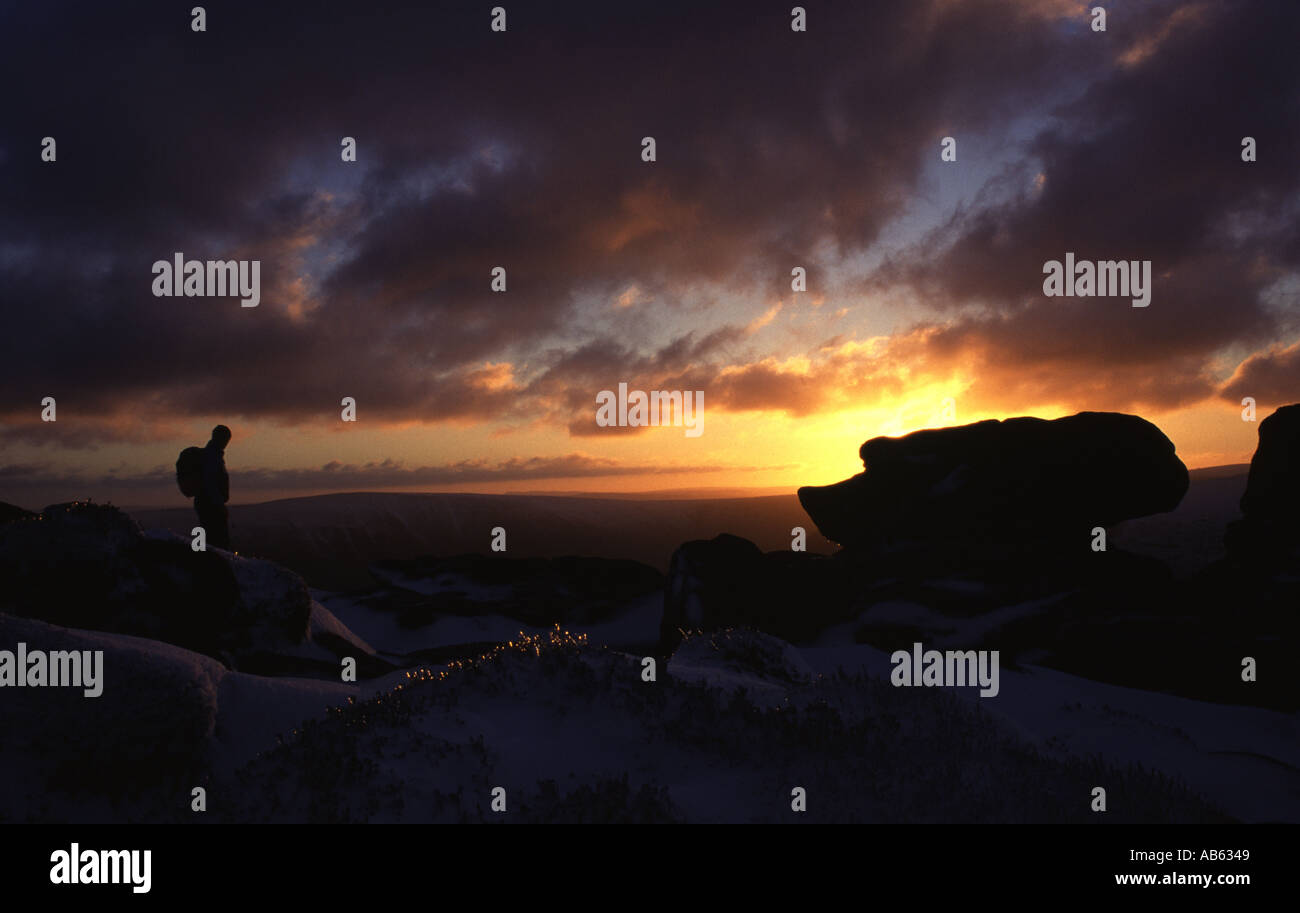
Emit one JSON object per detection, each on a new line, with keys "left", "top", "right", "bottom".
{"left": 211, "top": 424, "right": 232, "bottom": 450}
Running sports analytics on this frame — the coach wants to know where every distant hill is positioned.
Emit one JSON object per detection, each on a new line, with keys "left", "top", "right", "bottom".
{"left": 126, "top": 466, "right": 1250, "bottom": 590}
{"left": 1187, "top": 463, "right": 1250, "bottom": 480}
{"left": 129, "top": 491, "right": 830, "bottom": 589}
{"left": 1113, "top": 463, "right": 1248, "bottom": 576}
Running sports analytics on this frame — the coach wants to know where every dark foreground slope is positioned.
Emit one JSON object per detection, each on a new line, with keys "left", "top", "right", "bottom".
{"left": 220, "top": 629, "right": 1233, "bottom": 824}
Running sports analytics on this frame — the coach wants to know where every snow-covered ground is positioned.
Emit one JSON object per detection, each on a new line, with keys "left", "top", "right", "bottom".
{"left": 209, "top": 628, "right": 1247, "bottom": 823}
{"left": 302, "top": 580, "right": 1298, "bottom": 823}
{"left": 6, "top": 592, "right": 1292, "bottom": 823}
{"left": 802, "top": 645, "right": 1300, "bottom": 823}
{"left": 314, "top": 587, "right": 663, "bottom": 659}
{"left": 7, "top": 468, "right": 1292, "bottom": 824}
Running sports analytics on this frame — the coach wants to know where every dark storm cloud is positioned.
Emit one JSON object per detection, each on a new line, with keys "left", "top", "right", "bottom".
{"left": 1221, "top": 341, "right": 1300, "bottom": 407}
{"left": 0, "top": 0, "right": 1105, "bottom": 441}
{"left": 2, "top": 0, "right": 1296, "bottom": 449}
{"left": 872, "top": 0, "right": 1300, "bottom": 411}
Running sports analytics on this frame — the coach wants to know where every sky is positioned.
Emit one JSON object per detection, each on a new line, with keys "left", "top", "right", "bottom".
{"left": 2, "top": 0, "right": 1298, "bottom": 508}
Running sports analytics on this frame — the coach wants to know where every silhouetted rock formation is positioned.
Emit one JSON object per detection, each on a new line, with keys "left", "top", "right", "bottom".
{"left": 798, "top": 412, "right": 1188, "bottom": 552}
{"left": 661, "top": 534, "right": 854, "bottom": 646}
{"left": 0, "top": 501, "right": 312, "bottom": 669}
{"left": 665, "top": 413, "right": 1193, "bottom": 651}
{"left": 653, "top": 413, "right": 1300, "bottom": 711}
{"left": 1227, "top": 403, "right": 1300, "bottom": 561}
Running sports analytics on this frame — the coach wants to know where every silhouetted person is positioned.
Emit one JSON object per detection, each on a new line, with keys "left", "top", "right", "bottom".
{"left": 196, "top": 424, "right": 232, "bottom": 549}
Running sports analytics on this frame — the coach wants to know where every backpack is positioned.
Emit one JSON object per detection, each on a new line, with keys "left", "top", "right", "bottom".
{"left": 176, "top": 446, "right": 205, "bottom": 497}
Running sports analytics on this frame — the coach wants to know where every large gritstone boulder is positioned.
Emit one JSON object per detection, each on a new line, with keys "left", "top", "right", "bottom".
{"left": 797, "top": 412, "right": 1188, "bottom": 551}
{"left": 0, "top": 501, "right": 310, "bottom": 667}
{"left": 1227, "top": 403, "right": 1300, "bottom": 560}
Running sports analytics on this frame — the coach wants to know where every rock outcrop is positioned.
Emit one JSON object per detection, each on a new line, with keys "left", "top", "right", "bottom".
{"left": 0, "top": 501, "right": 312, "bottom": 668}
{"left": 798, "top": 412, "right": 1188, "bottom": 551}
{"left": 1227, "top": 403, "right": 1300, "bottom": 561}
{"left": 652, "top": 412, "right": 1300, "bottom": 711}
{"left": 661, "top": 534, "right": 855, "bottom": 646}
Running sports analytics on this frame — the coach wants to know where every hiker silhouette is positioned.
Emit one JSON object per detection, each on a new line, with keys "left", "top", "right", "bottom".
{"left": 196, "top": 424, "right": 232, "bottom": 549}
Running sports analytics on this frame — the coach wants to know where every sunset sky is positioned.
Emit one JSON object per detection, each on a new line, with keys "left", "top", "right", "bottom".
{"left": 2, "top": 0, "right": 1298, "bottom": 508}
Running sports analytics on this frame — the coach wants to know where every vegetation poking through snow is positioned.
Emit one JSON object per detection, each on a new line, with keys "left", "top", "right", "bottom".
{"left": 223, "top": 627, "right": 1231, "bottom": 823}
